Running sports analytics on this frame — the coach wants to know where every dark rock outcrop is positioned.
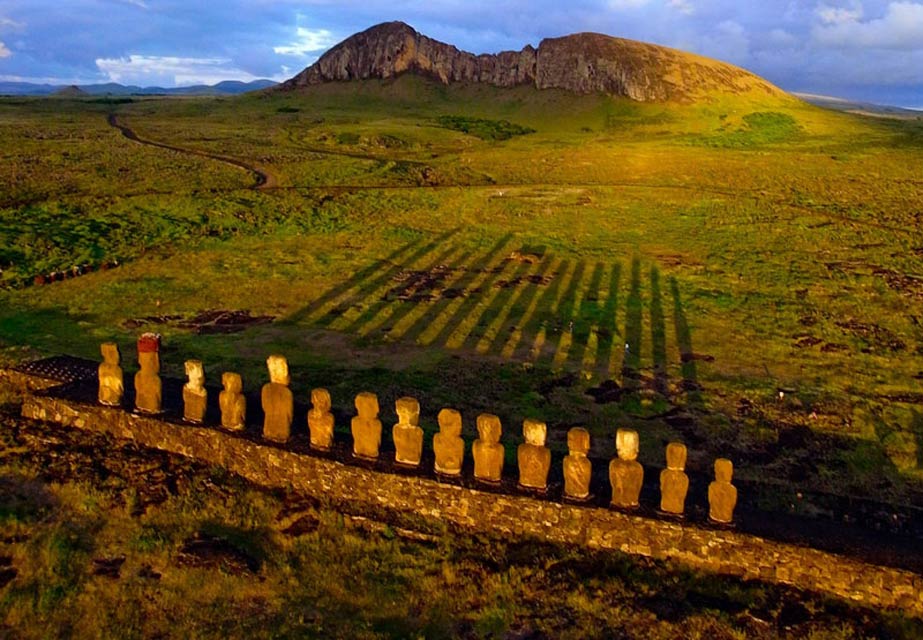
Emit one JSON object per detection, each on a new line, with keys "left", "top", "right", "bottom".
{"left": 279, "top": 21, "right": 784, "bottom": 102}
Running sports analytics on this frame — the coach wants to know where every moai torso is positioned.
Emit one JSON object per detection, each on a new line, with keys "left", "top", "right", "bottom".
{"left": 98, "top": 342, "right": 123, "bottom": 407}
{"left": 262, "top": 355, "right": 293, "bottom": 443}
{"left": 563, "top": 427, "right": 591, "bottom": 500}
{"left": 219, "top": 372, "right": 246, "bottom": 431}
{"left": 307, "top": 388, "right": 334, "bottom": 450}
{"left": 134, "top": 335, "right": 162, "bottom": 414}
{"left": 610, "top": 429, "right": 643, "bottom": 508}
{"left": 473, "top": 414, "right": 504, "bottom": 483}
{"left": 708, "top": 458, "right": 738, "bottom": 524}
{"left": 352, "top": 392, "right": 382, "bottom": 459}
{"left": 183, "top": 360, "right": 207, "bottom": 423}
{"left": 517, "top": 419, "right": 550, "bottom": 490}
{"left": 392, "top": 396, "right": 423, "bottom": 466}
{"left": 660, "top": 442, "right": 689, "bottom": 515}
{"left": 433, "top": 408, "right": 464, "bottom": 476}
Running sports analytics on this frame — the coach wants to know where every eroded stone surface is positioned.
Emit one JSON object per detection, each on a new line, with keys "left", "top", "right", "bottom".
{"left": 392, "top": 396, "right": 423, "bottom": 466}
{"left": 261, "top": 355, "right": 293, "bottom": 443}
{"left": 352, "top": 392, "right": 382, "bottom": 459}
{"left": 433, "top": 408, "right": 464, "bottom": 476}
{"left": 473, "top": 413, "right": 504, "bottom": 483}
{"left": 307, "top": 388, "right": 334, "bottom": 450}
{"left": 610, "top": 429, "right": 643, "bottom": 508}
{"left": 182, "top": 360, "right": 207, "bottom": 424}
{"left": 709, "top": 458, "right": 738, "bottom": 524}
{"left": 660, "top": 442, "right": 690, "bottom": 516}
{"left": 134, "top": 333, "right": 161, "bottom": 414}
{"left": 563, "top": 427, "right": 591, "bottom": 500}
{"left": 98, "top": 342, "right": 123, "bottom": 407}
{"left": 517, "top": 419, "right": 551, "bottom": 490}
{"left": 219, "top": 372, "right": 246, "bottom": 431}
{"left": 19, "top": 392, "right": 923, "bottom": 616}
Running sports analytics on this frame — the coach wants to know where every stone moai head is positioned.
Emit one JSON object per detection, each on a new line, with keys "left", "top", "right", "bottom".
{"left": 476, "top": 413, "right": 502, "bottom": 444}
{"left": 438, "top": 408, "right": 462, "bottom": 437}
{"left": 395, "top": 397, "right": 420, "bottom": 426}
{"left": 355, "top": 392, "right": 379, "bottom": 419}
{"left": 616, "top": 429, "right": 639, "bottom": 461}
{"left": 311, "top": 388, "right": 331, "bottom": 412}
{"left": 137, "top": 333, "right": 161, "bottom": 372}
{"left": 666, "top": 442, "right": 687, "bottom": 470}
{"left": 523, "top": 419, "right": 547, "bottom": 447}
{"left": 715, "top": 458, "right": 733, "bottom": 483}
{"left": 266, "top": 355, "right": 289, "bottom": 386}
{"left": 185, "top": 360, "right": 205, "bottom": 388}
{"left": 101, "top": 342, "right": 120, "bottom": 365}
{"left": 222, "top": 371, "right": 242, "bottom": 393}
{"left": 567, "top": 427, "right": 590, "bottom": 456}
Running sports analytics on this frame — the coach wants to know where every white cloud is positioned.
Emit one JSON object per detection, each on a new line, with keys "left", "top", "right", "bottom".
{"left": 0, "top": 16, "right": 24, "bottom": 29}
{"left": 813, "top": 1, "right": 923, "bottom": 49}
{"left": 274, "top": 27, "right": 336, "bottom": 56}
{"left": 817, "top": 3, "right": 863, "bottom": 25}
{"left": 667, "top": 0, "right": 694, "bottom": 15}
{"left": 117, "top": 0, "right": 149, "bottom": 8}
{"left": 768, "top": 28, "right": 798, "bottom": 47}
{"left": 95, "top": 54, "right": 283, "bottom": 86}
{"left": 607, "top": 0, "right": 651, "bottom": 8}
{"left": 0, "top": 41, "right": 10, "bottom": 58}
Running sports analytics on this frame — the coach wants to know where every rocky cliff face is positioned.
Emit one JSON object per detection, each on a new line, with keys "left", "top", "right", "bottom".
{"left": 279, "top": 21, "right": 784, "bottom": 102}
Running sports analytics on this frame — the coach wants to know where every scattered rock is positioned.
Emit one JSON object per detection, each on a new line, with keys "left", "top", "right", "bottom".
{"left": 178, "top": 533, "right": 260, "bottom": 574}
{"left": 93, "top": 555, "right": 126, "bottom": 579}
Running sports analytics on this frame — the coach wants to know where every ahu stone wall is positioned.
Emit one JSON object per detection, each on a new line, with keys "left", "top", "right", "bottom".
{"left": 19, "top": 390, "right": 923, "bottom": 616}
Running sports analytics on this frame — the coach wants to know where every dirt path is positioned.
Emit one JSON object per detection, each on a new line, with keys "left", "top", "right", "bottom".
{"left": 107, "top": 113, "right": 277, "bottom": 189}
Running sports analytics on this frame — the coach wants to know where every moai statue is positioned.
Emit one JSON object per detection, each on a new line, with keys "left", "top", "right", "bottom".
{"left": 518, "top": 419, "right": 551, "bottom": 491}
{"left": 609, "top": 429, "right": 643, "bottom": 509}
{"left": 433, "top": 408, "right": 464, "bottom": 476}
{"left": 708, "top": 458, "right": 738, "bottom": 524}
{"left": 393, "top": 396, "right": 424, "bottom": 466}
{"left": 660, "top": 442, "right": 690, "bottom": 516}
{"left": 351, "top": 392, "right": 382, "bottom": 459}
{"left": 307, "top": 388, "right": 335, "bottom": 450}
{"left": 472, "top": 413, "right": 504, "bottom": 483}
{"left": 182, "top": 360, "right": 207, "bottom": 423}
{"left": 563, "top": 427, "right": 592, "bottom": 500}
{"left": 134, "top": 333, "right": 162, "bottom": 414}
{"left": 98, "top": 342, "right": 124, "bottom": 407}
{"left": 219, "top": 372, "right": 246, "bottom": 431}
{"left": 261, "top": 355, "right": 293, "bottom": 443}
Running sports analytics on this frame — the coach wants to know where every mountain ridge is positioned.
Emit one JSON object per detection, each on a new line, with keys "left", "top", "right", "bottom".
{"left": 0, "top": 78, "right": 277, "bottom": 97}
{"left": 279, "top": 21, "right": 786, "bottom": 103}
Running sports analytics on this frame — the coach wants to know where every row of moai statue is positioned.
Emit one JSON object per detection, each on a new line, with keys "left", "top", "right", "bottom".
{"left": 97, "top": 337, "right": 737, "bottom": 523}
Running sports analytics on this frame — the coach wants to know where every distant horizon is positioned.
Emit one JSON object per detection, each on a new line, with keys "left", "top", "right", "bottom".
{"left": 1, "top": 5, "right": 921, "bottom": 108}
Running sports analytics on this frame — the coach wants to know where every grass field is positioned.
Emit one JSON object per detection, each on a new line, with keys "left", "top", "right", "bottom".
{"left": 1, "top": 76, "right": 922, "bottom": 609}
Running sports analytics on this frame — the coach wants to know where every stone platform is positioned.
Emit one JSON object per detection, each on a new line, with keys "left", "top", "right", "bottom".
{"left": 15, "top": 380, "right": 923, "bottom": 616}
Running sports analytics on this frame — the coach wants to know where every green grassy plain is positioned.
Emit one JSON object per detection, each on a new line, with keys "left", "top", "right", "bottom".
{"left": 1, "top": 79, "right": 922, "bottom": 518}
{"left": 0, "top": 77, "right": 923, "bottom": 504}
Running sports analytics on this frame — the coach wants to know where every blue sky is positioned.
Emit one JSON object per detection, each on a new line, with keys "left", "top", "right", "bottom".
{"left": 0, "top": 1, "right": 921, "bottom": 106}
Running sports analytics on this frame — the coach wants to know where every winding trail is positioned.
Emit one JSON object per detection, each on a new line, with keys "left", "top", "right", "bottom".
{"left": 107, "top": 113, "right": 277, "bottom": 189}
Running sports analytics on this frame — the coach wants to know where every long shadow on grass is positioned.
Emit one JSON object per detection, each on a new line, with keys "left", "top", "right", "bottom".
{"left": 421, "top": 236, "right": 520, "bottom": 348}
{"left": 538, "top": 260, "right": 587, "bottom": 368}
{"left": 349, "top": 242, "right": 464, "bottom": 337}
{"left": 622, "top": 257, "right": 643, "bottom": 387}
{"left": 490, "top": 256, "right": 561, "bottom": 359}
{"left": 400, "top": 234, "right": 514, "bottom": 345}
{"left": 511, "top": 259, "right": 574, "bottom": 361}
{"left": 283, "top": 234, "right": 431, "bottom": 326}
{"left": 459, "top": 255, "right": 537, "bottom": 352}
{"left": 670, "top": 276, "right": 701, "bottom": 406}
{"left": 312, "top": 229, "right": 458, "bottom": 330}
{"left": 595, "top": 262, "right": 622, "bottom": 379}
{"left": 650, "top": 266, "right": 668, "bottom": 395}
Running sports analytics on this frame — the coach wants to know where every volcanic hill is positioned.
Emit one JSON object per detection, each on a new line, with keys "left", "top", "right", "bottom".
{"left": 279, "top": 21, "right": 786, "bottom": 103}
